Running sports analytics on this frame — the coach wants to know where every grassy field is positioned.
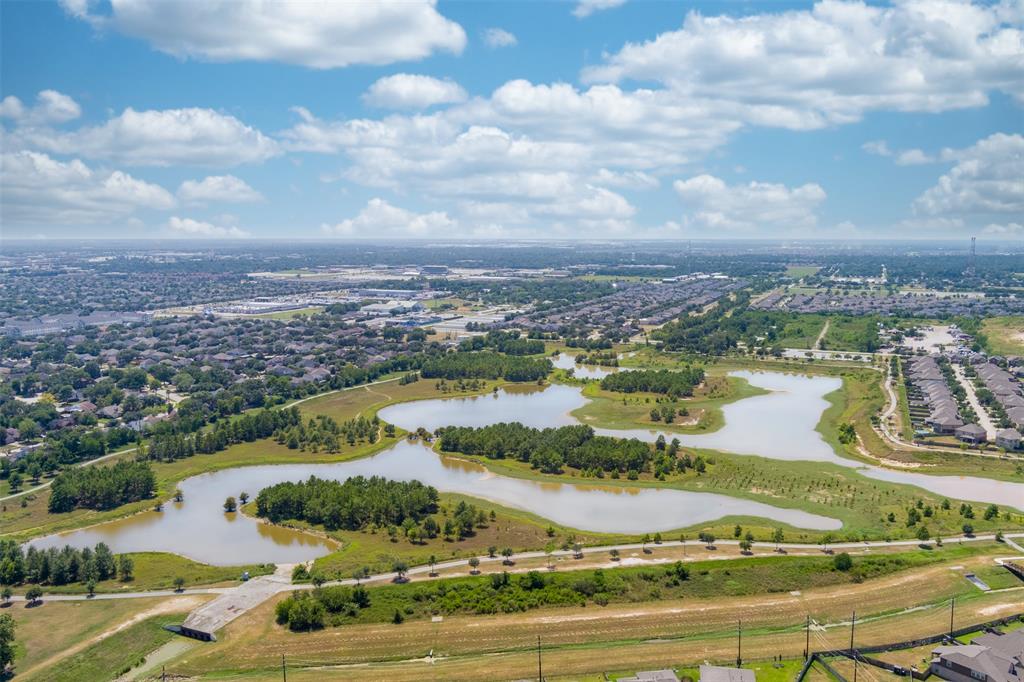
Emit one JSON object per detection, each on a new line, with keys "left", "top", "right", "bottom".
{"left": 159, "top": 545, "right": 1020, "bottom": 680}
{"left": 24, "top": 609, "right": 192, "bottom": 682}
{"left": 981, "top": 316, "right": 1024, "bottom": 356}
{"left": 786, "top": 266, "right": 821, "bottom": 278}
{"left": 821, "top": 315, "right": 879, "bottom": 352}
{"left": 283, "top": 546, "right": 994, "bottom": 627}
{"left": 4, "top": 594, "right": 206, "bottom": 679}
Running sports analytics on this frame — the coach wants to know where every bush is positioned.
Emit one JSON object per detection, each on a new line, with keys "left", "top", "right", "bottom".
{"left": 833, "top": 553, "right": 853, "bottom": 571}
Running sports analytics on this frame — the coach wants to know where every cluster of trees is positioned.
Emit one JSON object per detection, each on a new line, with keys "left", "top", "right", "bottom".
{"left": 419, "top": 351, "right": 550, "bottom": 382}
{"left": 255, "top": 475, "right": 439, "bottom": 531}
{"left": 564, "top": 337, "right": 614, "bottom": 350}
{"left": 649, "top": 405, "right": 689, "bottom": 423}
{"left": 437, "top": 422, "right": 654, "bottom": 476}
{"left": 275, "top": 584, "right": 372, "bottom": 630}
{"left": 600, "top": 367, "right": 704, "bottom": 398}
{"left": 142, "top": 407, "right": 302, "bottom": 462}
{"left": 574, "top": 351, "right": 618, "bottom": 367}
{"left": 48, "top": 460, "right": 155, "bottom": 513}
{"left": 274, "top": 414, "right": 380, "bottom": 452}
{"left": 460, "top": 331, "right": 545, "bottom": 356}
{"left": 1, "top": 424, "right": 138, "bottom": 493}
{"left": 0, "top": 539, "right": 133, "bottom": 587}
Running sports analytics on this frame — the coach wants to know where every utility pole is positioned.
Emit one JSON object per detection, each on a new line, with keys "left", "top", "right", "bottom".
{"left": 161, "top": 665, "right": 166, "bottom": 682}
{"left": 950, "top": 597, "right": 955, "bottom": 637}
{"left": 282, "top": 653, "right": 287, "bottom": 682}
{"left": 850, "top": 611, "right": 857, "bottom": 682}
{"left": 805, "top": 615, "right": 810, "bottom": 660}
{"left": 537, "top": 635, "right": 544, "bottom": 681}
{"left": 736, "top": 619, "right": 742, "bottom": 668}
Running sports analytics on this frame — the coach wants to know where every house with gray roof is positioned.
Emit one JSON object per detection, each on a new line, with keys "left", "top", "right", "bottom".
{"left": 956, "top": 423, "right": 987, "bottom": 444}
{"left": 996, "top": 428, "right": 1022, "bottom": 450}
{"left": 931, "top": 629, "right": 1024, "bottom": 682}
{"left": 699, "top": 666, "right": 756, "bottom": 682}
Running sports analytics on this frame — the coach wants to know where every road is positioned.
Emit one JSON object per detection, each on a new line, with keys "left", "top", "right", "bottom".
{"left": 952, "top": 364, "right": 999, "bottom": 440}
{"left": 0, "top": 376, "right": 404, "bottom": 504}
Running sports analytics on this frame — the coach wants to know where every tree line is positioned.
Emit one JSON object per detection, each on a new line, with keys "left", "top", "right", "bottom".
{"left": 600, "top": 367, "right": 704, "bottom": 398}
{"left": 419, "top": 351, "right": 551, "bottom": 382}
{"left": 274, "top": 414, "right": 381, "bottom": 452}
{"left": 140, "top": 407, "right": 301, "bottom": 462}
{"left": 0, "top": 539, "right": 134, "bottom": 587}
{"left": 460, "top": 331, "right": 545, "bottom": 356}
{"left": 254, "top": 475, "right": 439, "bottom": 531}
{"left": 437, "top": 422, "right": 654, "bottom": 476}
{"left": 48, "top": 460, "right": 155, "bottom": 513}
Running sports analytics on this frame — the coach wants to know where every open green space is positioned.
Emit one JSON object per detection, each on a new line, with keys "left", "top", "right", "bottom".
{"left": 785, "top": 265, "right": 821, "bottom": 278}
{"left": 981, "top": 316, "right": 1024, "bottom": 356}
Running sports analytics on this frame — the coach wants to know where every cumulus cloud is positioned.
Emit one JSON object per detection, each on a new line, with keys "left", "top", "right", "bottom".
{"left": 862, "top": 140, "right": 892, "bottom": 157}
{"left": 177, "top": 175, "right": 263, "bottom": 204}
{"left": 0, "top": 90, "right": 81, "bottom": 124}
{"left": 166, "top": 216, "right": 249, "bottom": 238}
{"left": 981, "top": 222, "right": 1023, "bottom": 236}
{"left": 10, "top": 107, "right": 279, "bottom": 167}
{"left": 61, "top": 0, "right": 466, "bottom": 69}
{"left": 363, "top": 74, "right": 467, "bottom": 109}
{"left": 895, "top": 149, "right": 936, "bottom": 166}
{"left": 913, "top": 133, "right": 1023, "bottom": 217}
{"left": 591, "top": 168, "right": 659, "bottom": 190}
{"left": 482, "top": 28, "right": 517, "bottom": 48}
{"left": 672, "top": 174, "right": 826, "bottom": 232}
{"left": 573, "top": 0, "right": 627, "bottom": 19}
{"left": 322, "top": 198, "right": 456, "bottom": 237}
{"left": 584, "top": 1, "right": 1024, "bottom": 127}
{"left": 0, "top": 150, "right": 175, "bottom": 225}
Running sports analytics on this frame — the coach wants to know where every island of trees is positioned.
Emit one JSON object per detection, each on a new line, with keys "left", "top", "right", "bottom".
{"left": 600, "top": 367, "right": 704, "bottom": 398}
{"left": 47, "top": 460, "right": 155, "bottom": 513}
{"left": 419, "top": 351, "right": 550, "bottom": 382}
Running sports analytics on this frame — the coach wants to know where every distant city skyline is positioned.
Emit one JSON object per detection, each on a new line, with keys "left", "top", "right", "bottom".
{"left": 1, "top": 0, "right": 1022, "bottom": 241}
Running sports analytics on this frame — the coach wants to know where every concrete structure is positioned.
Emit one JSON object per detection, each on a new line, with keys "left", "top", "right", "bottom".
{"left": 931, "top": 630, "right": 1024, "bottom": 682}
{"left": 620, "top": 671, "right": 680, "bottom": 682}
{"left": 180, "top": 565, "right": 294, "bottom": 640}
{"left": 699, "top": 665, "right": 756, "bottom": 682}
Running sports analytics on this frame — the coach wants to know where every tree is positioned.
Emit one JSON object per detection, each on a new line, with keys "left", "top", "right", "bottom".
{"left": 916, "top": 526, "right": 931, "bottom": 543}
{"left": 118, "top": 555, "right": 134, "bottom": 582}
{"left": 739, "top": 539, "right": 752, "bottom": 554}
{"left": 962, "top": 523, "right": 974, "bottom": 536}
{"left": 174, "top": 576, "right": 186, "bottom": 592}
{"left": 174, "top": 489, "right": 184, "bottom": 502}
{"left": 820, "top": 533, "right": 835, "bottom": 553}
{"left": 25, "top": 586, "right": 43, "bottom": 605}
{"left": 641, "top": 534, "right": 651, "bottom": 553}
{"left": 501, "top": 548, "right": 514, "bottom": 565}
{"left": 833, "top": 553, "right": 853, "bottom": 571}
{"left": 392, "top": 561, "right": 408, "bottom": 581}
{"left": 0, "top": 613, "right": 14, "bottom": 672}
{"left": 573, "top": 542, "right": 583, "bottom": 559}
{"left": 609, "top": 548, "right": 620, "bottom": 560}
{"left": 392, "top": 609, "right": 404, "bottom": 624}
{"left": 487, "top": 545, "right": 497, "bottom": 558}
{"left": 428, "top": 555, "right": 437, "bottom": 576}
{"left": 772, "top": 528, "right": 785, "bottom": 551}
{"left": 223, "top": 496, "right": 237, "bottom": 512}
{"left": 0, "top": 587, "right": 10, "bottom": 606}
{"left": 468, "top": 556, "right": 480, "bottom": 574}
{"left": 311, "top": 573, "right": 326, "bottom": 588}
{"left": 86, "top": 579, "right": 96, "bottom": 597}
{"left": 239, "top": 491, "right": 249, "bottom": 505}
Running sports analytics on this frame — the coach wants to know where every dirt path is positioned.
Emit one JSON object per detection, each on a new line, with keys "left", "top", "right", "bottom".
{"left": 19, "top": 595, "right": 206, "bottom": 679}
{"left": 814, "top": 319, "right": 831, "bottom": 350}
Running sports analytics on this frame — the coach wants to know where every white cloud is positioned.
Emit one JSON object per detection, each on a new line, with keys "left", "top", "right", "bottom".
{"left": 482, "top": 28, "right": 517, "bottom": 48}
{"left": 913, "top": 133, "right": 1024, "bottom": 217}
{"left": 62, "top": 0, "right": 466, "bottom": 69}
{"left": 672, "top": 174, "right": 826, "bottom": 232}
{"left": 591, "top": 168, "right": 659, "bottom": 190}
{"left": 177, "top": 175, "right": 263, "bottom": 204}
{"left": 862, "top": 140, "right": 892, "bottom": 157}
{"left": 0, "top": 90, "right": 81, "bottom": 124}
{"left": 322, "top": 198, "right": 456, "bottom": 237}
{"left": 363, "top": 74, "right": 467, "bottom": 109}
{"left": 166, "top": 216, "right": 249, "bottom": 238}
{"left": 0, "top": 150, "right": 175, "bottom": 225}
{"left": 11, "top": 107, "right": 279, "bottom": 167}
{"left": 573, "top": 0, "right": 627, "bottom": 19}
{"left": 895, "top": 149, "right": 936, "bottom": 165}
{"left": 584, "top": 1, "right": 1024, "bottom": 127}
{"left": 981, "top": 222, "right": 1023, "bottom": 236}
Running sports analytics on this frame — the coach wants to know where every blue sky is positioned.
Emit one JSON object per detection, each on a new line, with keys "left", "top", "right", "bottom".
{"left": 1, "top": 0, "right": 1021, "bottom": 240}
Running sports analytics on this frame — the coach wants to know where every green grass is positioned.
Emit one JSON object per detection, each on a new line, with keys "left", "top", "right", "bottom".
{"left": 250, "top": 306, "right": 324, "bottom": 319}
{"left": 23, "top": 611, "right": 187, "bottom": 682}
{"left": 785, "top": 266, "right": 821, "bottom": 279}
{"left": 821, "top": 315, "right": 880, "bottom": 352}
{"left": 282, "top": 545, "right": 990, "bottom": 627}
{"left": 981, "top": 316, "right": 1024, "bottom": 356}
{"left": 969, "top": 563, "right": 1024, "bottom": 591}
